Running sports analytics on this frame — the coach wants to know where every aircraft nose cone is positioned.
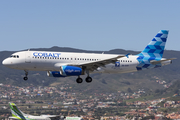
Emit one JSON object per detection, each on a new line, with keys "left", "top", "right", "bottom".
{"left": 2, "top": 59, "right": 10, "bottom": 66}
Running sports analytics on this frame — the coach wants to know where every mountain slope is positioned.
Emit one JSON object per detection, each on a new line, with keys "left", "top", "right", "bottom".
{"left": 0, "top": 47, "right": 179, "bottom": 94}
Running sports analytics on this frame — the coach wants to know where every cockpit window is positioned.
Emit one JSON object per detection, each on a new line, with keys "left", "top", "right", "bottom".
{"left": 10, "top": 55, "right": 19, "bottom": 58}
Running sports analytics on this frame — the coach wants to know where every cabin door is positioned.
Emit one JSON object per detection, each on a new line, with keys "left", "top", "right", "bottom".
{"left": 25, "top": 51, "right": 31, "bottom": 63}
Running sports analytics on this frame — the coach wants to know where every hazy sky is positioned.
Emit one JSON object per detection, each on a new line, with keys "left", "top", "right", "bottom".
{"left": 0, "top": 1, "right": 180, "bottom": 52}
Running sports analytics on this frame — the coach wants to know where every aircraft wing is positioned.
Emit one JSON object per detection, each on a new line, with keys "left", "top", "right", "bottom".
{"left": 77, "top": 55, "right": 124, "bottom": 72}
{"left": 150, "top": 58, "right": 176, "bottom": 65}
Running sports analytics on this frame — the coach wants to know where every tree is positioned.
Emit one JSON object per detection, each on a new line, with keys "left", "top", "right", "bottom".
{"left": 127, "top": 88, "right": 133, "bottom": 93}
{"left": 155, "top": 89, "right": 160, "bottom": 93}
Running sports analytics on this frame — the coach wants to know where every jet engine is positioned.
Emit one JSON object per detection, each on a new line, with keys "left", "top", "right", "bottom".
{"left": 47, "top": 66, "right": 84, "bottom": 77}
{"left": 47, "top": 71, "right": 65, "bottom": 77}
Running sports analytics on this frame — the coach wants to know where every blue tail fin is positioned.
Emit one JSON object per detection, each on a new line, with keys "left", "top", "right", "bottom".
{"left": 138, "top": 30, "right": 169, "bottom": 58}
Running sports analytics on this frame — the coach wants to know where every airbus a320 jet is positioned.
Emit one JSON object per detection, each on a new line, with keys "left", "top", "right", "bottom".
{"left": 2, "top": 30, "right": 176, "bottom": 83}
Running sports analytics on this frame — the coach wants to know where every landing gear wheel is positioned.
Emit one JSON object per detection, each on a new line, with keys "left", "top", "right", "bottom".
{"left": 24, "top": 70, "right": 28, "bottom": 81}
{"left": 85, "top": 77, "right": 92, "bottom": 83}
{"left": 76, "top": 78, "right": 83, "bottom": 83}
{"left": 23, "top": 77, "right": 28, "bottom": 81}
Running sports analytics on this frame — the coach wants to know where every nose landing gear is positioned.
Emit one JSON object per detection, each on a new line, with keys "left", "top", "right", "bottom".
{"left": 23, "top": 71, "right": 28, "bottom": 81}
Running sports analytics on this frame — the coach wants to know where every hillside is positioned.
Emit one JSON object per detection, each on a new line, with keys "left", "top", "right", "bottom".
{"left": 0, "top": 47, "right": 180, "bottom": 94}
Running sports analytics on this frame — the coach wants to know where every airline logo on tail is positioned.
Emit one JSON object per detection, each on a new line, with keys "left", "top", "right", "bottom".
{"left": 9, "top": 102, "right": 27, "bottom": 120}
{"left": 136, "top": 30, "right": 169, "bottom": 70}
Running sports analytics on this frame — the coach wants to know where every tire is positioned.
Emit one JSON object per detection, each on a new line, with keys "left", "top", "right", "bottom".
{"left": 76, "top": 78, "right": 83, "bottom": 83}
{"left": 23, "top": 77, "right": 28, "bottom": 81}
{"left": 85, "top": 77, "right": 92, "bottom": 83}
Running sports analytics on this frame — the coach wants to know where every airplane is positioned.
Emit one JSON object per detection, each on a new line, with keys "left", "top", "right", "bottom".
{"left": 8, "top": 102, "right": 61, "bottom": 120}
{"left": 2, "top": 30, "right": 176, "bottom": 83}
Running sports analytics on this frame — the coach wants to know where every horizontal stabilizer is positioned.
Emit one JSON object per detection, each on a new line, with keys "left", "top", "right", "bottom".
{"left": 150, "top": 58, "right": 176, "bottom": 65}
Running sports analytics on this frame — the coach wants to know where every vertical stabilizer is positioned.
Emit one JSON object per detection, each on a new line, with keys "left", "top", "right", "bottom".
{"left": 9, "top": 102, "right": 27, "bottom": 120}
{"left": 138, "top": 30, "right": 169, "bottom": 58}
{"left": 136, "top": 30, "right": 169, "bottom": 70}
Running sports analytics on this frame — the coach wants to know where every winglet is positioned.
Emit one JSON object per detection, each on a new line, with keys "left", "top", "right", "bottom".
{"left": 125, "top": 53, "right": 130, "bottom": 58}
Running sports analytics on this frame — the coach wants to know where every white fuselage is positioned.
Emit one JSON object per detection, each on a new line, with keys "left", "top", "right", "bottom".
{"left": 2, "top": 51, "right": 139, "bottom": 74}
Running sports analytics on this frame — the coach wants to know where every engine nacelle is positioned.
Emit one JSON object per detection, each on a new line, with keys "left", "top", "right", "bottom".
{"left": 47, "top": 66, "right": 84, "bottom": 77}
{"left": 60, "top": 66, "right": 84, "bottom": 76}
{"left": 47, "top": 71, "right": 65, "bottom": 77}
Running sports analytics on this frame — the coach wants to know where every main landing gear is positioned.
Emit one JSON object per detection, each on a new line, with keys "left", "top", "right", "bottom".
{"left": 76, "top": 77, "right": 83, "bottom": 83}
{"left": 76, "top": 76, "right": 93, "bottom": 83}
{"left": 76, "top": 70, "right": 93, "bottom": 83}
{"left": 23, "top": 70, "right": 28, "bottom": 81}
{"left": 85, "top": 76, "right": 92, "bottom": 83}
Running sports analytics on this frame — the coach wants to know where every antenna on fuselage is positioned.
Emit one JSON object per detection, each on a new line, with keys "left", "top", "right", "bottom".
{"left": 28, "top": 49, "right": 30, "bottom": 51}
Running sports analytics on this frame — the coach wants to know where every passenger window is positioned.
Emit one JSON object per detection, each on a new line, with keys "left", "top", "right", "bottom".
{"left": 17, "top": 55, "right": 19, "bottom": 58}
